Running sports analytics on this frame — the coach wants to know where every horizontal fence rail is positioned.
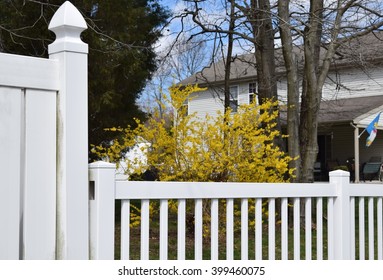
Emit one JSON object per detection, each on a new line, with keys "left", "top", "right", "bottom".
{"left": 88, "top": 163, "right": 383, "bottom": 260}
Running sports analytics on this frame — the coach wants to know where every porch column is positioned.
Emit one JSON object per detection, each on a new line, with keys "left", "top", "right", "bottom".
{"left": 354, "top": 126, "right": 360, "bottom": 183}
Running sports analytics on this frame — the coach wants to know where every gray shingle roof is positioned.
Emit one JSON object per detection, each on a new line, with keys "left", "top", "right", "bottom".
{"left": 179, "top": 31, "right": 383, "bottom": 86}
{"left": 319, "top": 95, "right": 383, "bottom": 124}
{"left": 279, "top": 95, "right": 383, "bottom": 126}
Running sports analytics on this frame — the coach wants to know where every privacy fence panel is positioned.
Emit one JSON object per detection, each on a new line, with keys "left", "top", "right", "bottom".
{"left": 0, "top": 1, "right": 90, "bottom": 260}
{"left": 0, "top": 52, "right": 58, "bottom": 259}
{"left": 0, "top": 85, "right": 57, "bottom": 259}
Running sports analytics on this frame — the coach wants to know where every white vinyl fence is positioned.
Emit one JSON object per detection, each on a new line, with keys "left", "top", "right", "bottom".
{"left": 89, "top": 162, "right": 383, "bottom": 260}
{"left": 0, "top": 1, "right": 89, "bottom": 260}
{"left": 2, "top": 1, "right": 383, "bottom": 262}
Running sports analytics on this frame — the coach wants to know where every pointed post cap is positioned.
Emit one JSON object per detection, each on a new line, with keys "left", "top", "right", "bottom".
{"left": 48, "top": 1, "right": 88, "bottom": 54}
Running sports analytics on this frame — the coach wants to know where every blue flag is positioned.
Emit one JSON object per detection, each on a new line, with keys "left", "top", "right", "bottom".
{"left": 366, "top": 113, "right": 381, "bottom": 147}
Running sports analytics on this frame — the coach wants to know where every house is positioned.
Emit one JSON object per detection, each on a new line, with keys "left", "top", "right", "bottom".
{"left": 179, "top": 31, "right": 383, "bottom": 181}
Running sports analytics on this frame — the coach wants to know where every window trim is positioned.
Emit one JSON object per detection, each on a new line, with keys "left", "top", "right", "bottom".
{"left": 248, "top": 82, "right": 257, "bottom": 104}
{"left": 229, "top": 85, "right": 239, "bottom": 112}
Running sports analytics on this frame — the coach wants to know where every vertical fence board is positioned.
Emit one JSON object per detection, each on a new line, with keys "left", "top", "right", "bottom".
{"left": 211, "top": 199, "right": 219, "bottom": 260}
{"left": 359, "top": 198, "right": 365, "bottom": 260}
{"left": 350, "top": 197, "right": 355, "bottom": 260}
{"left": 159, "top": 199, "right": 168, "bottom": 260}
{"left": 226, "top": 198, "right": 234, "bottom": 260}
{"left": 328, "top": 197, "right": 334, "bottom": 260}
{"left": 305, "top": 198, "right": 312, "bottom": 260}
{"left": 268, "top": 198, "right": 275, "bottom": 260}
{"left": 241, "top": 199, "right": 248, "bottom": 260}
{"left": 281, "top": 198, "right": 288, "bottom": 260}
{"left": 255, "top": 198, "right": 262, "bottom": 260}
{"left": 378, "top": 197, "right": 383, "bottom": 260}
{"left": 141, "top": 199, "right": 150, "bottom": 260}
{"left": 195, "top": 199, "right": 203, "bottom": 260}
{"left": 0, "top": 88, "right": 22, "bottom": 259}
{"left": 368, "top": 197, "right": 374, "bottom": 260}
{"left": 316, "top": 198, "right": 323, "bottom": 260}
{"left": 121, "top": 200, "right": 130, "bottom": 260}
{"left": 23, "top": 89, "right": 56, "bottom": 260}
{"left": 293, "top": 198, "right": 300, "bottom": 260}
{"left": 177, "top": 199, "right": 186, "bottom": 260}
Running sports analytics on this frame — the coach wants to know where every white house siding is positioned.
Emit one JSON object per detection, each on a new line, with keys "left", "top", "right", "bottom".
{"left": 277, "top": 66, "right": 383, "bottom": 103}
{"left": 189, "top": 84, "right": 254, "bottom": 119}
{"left": 322, "top": 67, "right": 383, "bottom": 101}
{"left": 192, "top": 66, "right": 383, "bottom": 117}
{"left": 189, "top": 87, "right": 224, "bottom": 119}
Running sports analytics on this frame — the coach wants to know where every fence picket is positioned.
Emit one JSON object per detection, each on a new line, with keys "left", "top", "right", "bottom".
{"left": 268, "top": 198, "right": 275, "bottom": 260}
{"left": 211, "top": 199, "right": 219, "bottom": 260}
{"left": 255, "top": 198, "right": 262, "bottom": 260}
{"left": 195, "top": 199, "right": 203, "bottom": 260}
{"left": 359, "top": 198, "right": 365, "bottom": 260}
{"left": 368, "top": 197, "right": 374, "bottom": 260}
{"left": 141, "top": 199, "right": 150, "bottom": 260}
{"left": 177, "top": 199, "right": 186, "bottom": 260}
{"left": 160, "top": 199, "right": 168, "bottom": 260}
{"left": 241, "top": 198, "right": 248, "bottom": 260}
{"left": 226, "top": 198, "right": 234, "bottom": 260}
{"left": 121, "top": 200, "right": 130, "bottom": 260}
{"left": 378, "top": 197, "right": 383, "bottom": 260}
{"left": 293, "top": 198, "right": 300, "bottom": 260}
{"left": 305, "top": 198, "right": 312, "bottom": 260}
{"left": 350, "top": 197, "right": 355, "bottom": 260}
{"left": 316, "top": 198, "right": 323, "bottom": 260}
{"left": 327, "top": 197, "right": 334, "bottom": 260}
{"left": 281, "top": 198, "right": 288, "bottom": 260}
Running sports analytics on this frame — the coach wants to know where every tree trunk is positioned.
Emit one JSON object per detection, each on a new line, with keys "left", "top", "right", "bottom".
{"left": 223, "top": 0, "right": 236, "bottom": 113}
{"left": 251, "top": 0, "right": 284, "bottom": 149}
{"left": 299, "top": 0, "right": 324, "bottom": 183}
{"left": 278, "top": 0, "right": 301, "bottom": 181}
{"left": 252, "top": 0, "right": 278, "bottom": 102}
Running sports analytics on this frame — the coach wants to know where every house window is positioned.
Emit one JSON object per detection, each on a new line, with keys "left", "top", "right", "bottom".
{"left": 249, "top": 82, "right": 257, "bottom": 104}
{"left": 179, "top": 103, "right": 188, "bottom": 117}
{"left": 229, "top": 85, "right": 238, "bottom": 112}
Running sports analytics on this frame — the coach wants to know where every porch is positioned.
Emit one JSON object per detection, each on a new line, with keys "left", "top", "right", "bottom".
{"left": 312, "top": 95, "right": 383, "bottom": 182}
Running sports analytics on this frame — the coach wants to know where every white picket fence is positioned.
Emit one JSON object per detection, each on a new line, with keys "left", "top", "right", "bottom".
{"left": 89, "top": 161, "right": 383, "bottom": 260}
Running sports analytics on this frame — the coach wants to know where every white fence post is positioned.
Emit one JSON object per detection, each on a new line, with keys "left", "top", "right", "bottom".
{"left": 48, "top": 1, "right": 89, "bottom": 259}
{"left": 89, "top": 161, "right": 116, "bottom": 260}
{"left": 330, "top": 169, "right": 351, "bottom": 260}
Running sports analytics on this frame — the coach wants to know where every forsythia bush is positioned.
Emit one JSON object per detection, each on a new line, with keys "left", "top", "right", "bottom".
{"left": 92, "top": 84, "right": 295, "bottom": 183}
